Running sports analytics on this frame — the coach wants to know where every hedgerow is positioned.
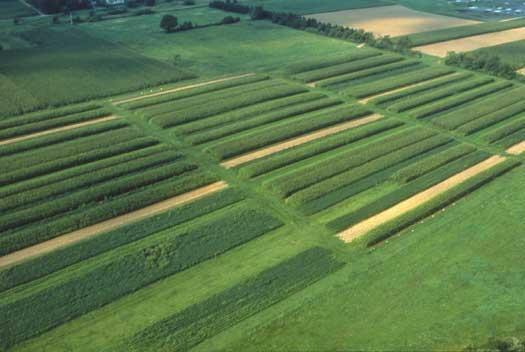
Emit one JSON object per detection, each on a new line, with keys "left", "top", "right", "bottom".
{"left": 238, "top": 119, "right": 403, "bottom": 179}
{"left": 268, "top": 127, "right": 435, "bottom": 198}
{"left": 390, "top": 144, "right": 476, "bottom": 183}
{"left": 0, "top": 188, "right": 244, "bottom": 293}
{"left": 187, "top": 97, "right": 341, "bottom": 145}
{"left": 457, "top": 101, "right": 525, "bottom": 135}
{"left": 0, "top": 205, "right": 283, "bottom": 349}
{"left": 327, "top": 151, "right": 491, "bottom": 232}
{"left": 412, "top": 81, "right": 512, "bottom": 120}
{"left": 285, "top": 50, "right": 381, "bottom": 74}
{"left": 121, "top": 74, "right": 269, "bottom": 110}
{"left": 370, "top": 72, "right": 472, "bottom": 106}
{"left": 387, "top": 77, "right": 493, "bottom": 113}
{"left": 0, "top": 171, "right": 217, "bottom": 255}
{"left": 208, "top": 104, "right": 372, "bottom": 160}
{"left": 364, "top": 160, "right": 521, "bottom": 247}
{"left": 483, "top": 118, "right": 525, "bottom": 144}
{"left": 126, "top": 247, "right": 343, "bottom": 352}
{"left": 0, "top": 137, "right": 158, "bottom": 187}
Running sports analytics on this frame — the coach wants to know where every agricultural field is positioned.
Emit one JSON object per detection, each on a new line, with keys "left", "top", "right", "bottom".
{"left": 475, "top": 39, "right": 525, "bottom": 69}
{"left": 0, "top": 0, "right": 36, "bottom": 20}
{"left": 242, "top": 0, "right": 393, "bottom": 14}
{"left": 2, "top": 2, "right": 525, "bottom": 352}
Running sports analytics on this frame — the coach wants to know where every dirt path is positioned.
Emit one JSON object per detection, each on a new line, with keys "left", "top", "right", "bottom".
{"left": 0, "top": 115, "right": 118, "bottom": 146}
{"left": 338, "top": 155, "right": 506, "bottom": 243}
{"left": 0, "top": 181, "right": 227, "bottom": 268}
{"left": 113, "top": 74, "right": 255, "bottom": 105}
{"left": 415, "top": 27, "right": 525, "bottom": 57}
{"left": 506, "top": 141, "right": 525, "bottom": 155}
{"left": 221, "top": 114, "right": 383, "bottom": 169}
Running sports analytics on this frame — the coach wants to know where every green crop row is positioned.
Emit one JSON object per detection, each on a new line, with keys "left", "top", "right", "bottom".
{"left": 208, "top": 104, "right": 372, "bottom": 160}
{"left": 483, "top": 118, "right": 525, "bottom": 144}
{"left": 122, "top": 74, "right": 269, "bottom": 110}
{"left": 285, "top": 50, "right": 381, "bottom": 74}
{"left": 371, "top": 72, "right": 472, "bottom": 106}
{"left": 0, "top": 188, "right": 244, "bottom": 293}
{"left": 390, "top": 144, "right": 476, "bottom": 183}
{"left": 127, "top": 247, "right": 343, "bottom": 352}
{"left": 0, "top": 150, "right": 183, "bottom": 212}
{"left": 432, "top": 87, "right": 525, "bottom": 130}
{"left": 457, "top": 101, "right": 525, "bottom": 136}
{"left": 345, "top": 66, "right": 455, "bottom": 99}
{"left": 387, "top": 77, "right": 493, "bottom": 113}
{"left": 268, "top": 127, "right": 435, "bottom": 198}
{"left": 0, "top": 103, "right": 101, "bottom": 131}
{"left": 0, "top": 204, "right": 283, "bottom": 350}
{"left": 187, "top": 97, "right": 342, "bottom": 145}
{"left": 0, "top": 137, "right": 158, "bottom": 188}
{"left": 0, "top": 108, "right": 112, "bottom": 141}
{"left": 238, "top": 119, "right": 403, "bottom": 179}
{"left": 0, "top": 171, "right": 217, "bottom": 255}
{"left": 365, "top": 160, "right": 521, "bottom": 246}
{"left": 327, "top": 151, "right": 492, "bottom": 232}
{"left": 315, "top": 60, "right": 420, "bottom": 88}
{"left": 288, "top": 135, "right": 452, "bottom": 207}
{"left": 152, "top": 84, "right": 308, "bottom": 129}
{"left": 0, "top": 119, "right": 129, "bottom": 158}
{"left": 178, "top": 92, "right": 328, "bottom": 135}
{"left": 412, "top": 81, "right": 512, "bottom": 120}
{"left": 495, "top": 130, "right": 525, "bottom": 149}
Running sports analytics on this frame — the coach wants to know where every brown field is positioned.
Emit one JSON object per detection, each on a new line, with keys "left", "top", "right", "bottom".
{"left": 507, "top": 141, "right": 525, "bottom": 155}
{"left": 415, "top": 27, "right": 525, "bottom": 57}
{"left": 308, "top": 5, "right": 479, "bottom": 37}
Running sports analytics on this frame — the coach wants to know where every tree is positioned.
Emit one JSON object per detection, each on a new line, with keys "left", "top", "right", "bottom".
{"left": 160, "top": 14, "right": 177, "bottom": 32}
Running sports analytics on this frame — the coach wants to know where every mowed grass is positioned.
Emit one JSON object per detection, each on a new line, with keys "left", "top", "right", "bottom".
{"left": 194, "top": 166, "right": 525, "bottom": 351}
{"left": 82, "top": 19, "right": 361, "bottom": 76}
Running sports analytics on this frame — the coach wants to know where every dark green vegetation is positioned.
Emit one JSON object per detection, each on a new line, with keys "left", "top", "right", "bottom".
{"left": 243, "top": 0, "right": 393, "bottom": 14}
{"left": 0, "top": 0, "right": 36, "bottom": 19}
{"left": 476, "top": 40, "right": 525, "bottom": 69}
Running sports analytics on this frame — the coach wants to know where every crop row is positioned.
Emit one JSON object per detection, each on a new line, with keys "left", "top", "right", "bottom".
{"left": 208, "top": 104, "right": 372, "bottom": 160}
{"left": 483, "top": 118, "right": 525, "bottom": 144}
{"left": 412, "top": 81, "right": 512, "bottom": 120}
{"left": 327, "top": 151, "right": 491, "bottom": 232}
{"left": 457, "top": 101, "right": 525, "bottom": 135}
{"left": 345, "top": 66, "right": 455, "bottom": 99}
{"left": 0, "top": 204, "right": 283, "bottom": 350}
{"left": 122, "top": 74, "right": 268, "bottom": 110}
{"left": 364, "top": 160, "right": 520, "bottom": 246}
{"left": 315, "top": 60, "right": 420, "bottom": 88}
{"left": 432, "top": 87, "right": 525, "bottom": 130}
{"left": 387, "top": 77, "right": 493, "bottom": 113}
{"left": 288, "top": 135, "right": 453, "bottom": 208}
{"left": 0, "top": 170, "right": 217, "bottom": 255}
{"left": 268, "top": 127, "right": 435, "bottom": 198}
{"left": 127, "top": 247, "right": 343, "bottom": 352}
{"left": 371, "top": 72, "right": 472, "bottom": 106}
{"left": 178, "top": 92, "right": 328, "bottom": 135}
{"left": 285, "top": 50, "right": 381, "bottom": 74}
{"left": 152, "top": 84, "right": 308, "bottom": 129}
{"left": 495, "top": 130, "right": 525, "bottom": 149}
{"left": 0, "top": 188, "right": 244, "bottom": 293}
{"left": 238, "top": 119, "right": 403, "bottom": 179}
{"left": 293, "top": 54, "right": 403, "bottom": 83}
{"left": 187, "top": 97, "right": 342, "bottom": 145}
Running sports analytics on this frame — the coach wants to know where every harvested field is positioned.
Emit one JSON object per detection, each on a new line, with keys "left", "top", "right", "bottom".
{"left": 308, "top": 5, "right": 479, "bottom": 37}
{"left": 415, "top": 28, "right": 525, "bottom": 57}
{"left": 221, "top": 114, "right": 383, "bottom": 168}
{"left": 0, "top": 115, "right": 118, "bottom": 146}
{"left": 338, "top": 155, "right": 506, "bottom": 243}
{"left": 0, "top": 181, "right": 227, "bottom": 268}
{"left": 506, "top": 141, "right": 525, "bottom": 155}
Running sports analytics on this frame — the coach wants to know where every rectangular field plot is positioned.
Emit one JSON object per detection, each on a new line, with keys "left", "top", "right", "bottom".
{"left": 0, "top": 117, "right": 221, "bottom": 258}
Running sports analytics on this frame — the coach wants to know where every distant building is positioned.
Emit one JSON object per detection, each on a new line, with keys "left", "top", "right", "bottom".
{"left": 100, "top": 0, "right": 126, "bottom": 6}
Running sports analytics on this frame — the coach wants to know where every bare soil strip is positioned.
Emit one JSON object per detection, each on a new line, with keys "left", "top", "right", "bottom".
{"left": 0, "top": 181, "right": 228, "bottom": 268}
{"left": 506, "top": 141, "right": 525, "bottom": 155}
{"left": 415, "top": 27, "right": 525, "bottom": 57}
{"left": 358, "top": 73, "right": 458, "bottom": 104}
{"left": 221, "top": 114, "right": 383, "bottom": 169}
{"left": 338, "top": 155, "right": 506, "bottom": 243}
{"left": 0, "top": 115, "right": 118, "bottom": 146}
{"left": 113, "top": 73, "right": 256, "bottom": 105}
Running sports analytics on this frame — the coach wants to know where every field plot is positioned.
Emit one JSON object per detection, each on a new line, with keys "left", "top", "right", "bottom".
{"left": 476, "top": 39, "right": 525, "bottom": 68}
{"left": 243, "top": 0, "right": 393, "bottom": 14}
{"left": 308, "top": 5, "right": 479, "bottom": 37}
{"left": 0, "top": 115, "right": 221, "bottom": 258}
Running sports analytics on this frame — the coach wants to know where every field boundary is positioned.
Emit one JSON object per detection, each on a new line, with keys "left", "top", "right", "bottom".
{"left": 0, "top": 181, "right": 228, "bottom": 268}
{"left": 221, "top": 114, "right": 383, "bottom": 168}
{"left": 338, "top": 155, "right": 506, "bottom": 243}
{"left": 507, "top": 141, "right": 525, "bottom": 155}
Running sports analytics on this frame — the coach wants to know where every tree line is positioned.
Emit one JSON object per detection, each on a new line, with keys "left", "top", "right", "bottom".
{"left": 445, "top": 51, "right": 517, "bottom": 80}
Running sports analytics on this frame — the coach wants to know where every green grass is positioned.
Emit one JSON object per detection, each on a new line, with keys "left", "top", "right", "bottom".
{"left": 476, "top": 40, "right": 525, "bottom": 69}
{"left": 0, "top": 0, "right": 36, "bottom": 20}
{"left": 241, "top": 0, "right": 393, "bottom": 15}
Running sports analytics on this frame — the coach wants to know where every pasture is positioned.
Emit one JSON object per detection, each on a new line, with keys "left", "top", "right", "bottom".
{"left": 308, "top": 5, "right": 479, "bottom": 37}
